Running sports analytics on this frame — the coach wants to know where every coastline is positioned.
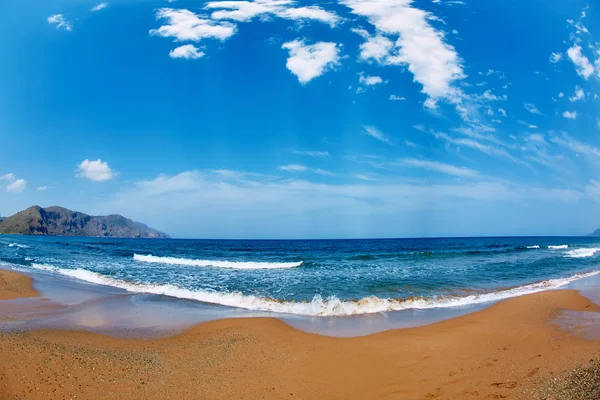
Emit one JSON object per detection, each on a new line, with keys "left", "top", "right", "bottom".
{"left": 1, "top": 269, "right": 600, "bottom": 399}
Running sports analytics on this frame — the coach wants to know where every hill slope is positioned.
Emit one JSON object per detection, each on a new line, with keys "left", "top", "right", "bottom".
{"left": 0, "top": 206, "right": 169, "bottom": 238}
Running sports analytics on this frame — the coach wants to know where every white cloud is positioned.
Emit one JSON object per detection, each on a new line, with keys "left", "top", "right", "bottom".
{"left": 569, "top": 85, "right": 585, "bottom": 102}
{"left": 562, "top": 110, "right": 577, "bottom": 119}
{"left": 102, "top": 169, "right": 584, "bottom": 238}
{"left": 389, "top": 94, "right": 406, "bottom": 101}
{"left": 91, "top": 2, "right": 108, "bottom": 11}
{"left": 359, "top": 73, "right": 384, "bottom": 86}
{"left": 150, "top": 8, "right": 237, "bottom": 43}
{"left": 76, "top": 159, "right": 114, "bottom": 181}
{"left": 205, "top": 0, "right": 340, "bottom": 26}
{"left": 558, "top": 92, "right": 564, "bottom": 98}
{"left": 277, "top": 164, "right": 334, "bottom": 176}
{"left": 353, "top": 173, "right": 378, "bottom": 181}
{"left": 37, "top": 186, "right": 47, "bottom": 191}
{"left": 169, "top": 44, "right": 205, "bottom": 59}
{"left": 281, "top": 39, "right": 340, "bottom": 84}
{"left": 498, "top": 108, "right": 506, "bottom": 117}
{"left": 524, "top": 103, "right": 541, "bottom": 115}
{"left": 47, "top": 14, "right": 72, "bottom": 31}
{"left": 7, "top": 179, "right": 27, "bottom": 193}
{"left": 401, "top": 158, "right": 480, "bottom": 178}
{"left": 551, "top": 134, "right": 600, "bottom": 158}
{"left": 567, "top": 18, "right": 589, "bottom": 34}
{"left": 343, "top": 0, "right": 465, "bottom": 108}
{"left": 277, "top": 164, "right": 309, "bottom": 172}
{"left": 0, "top": 173, "right": 15, "bottom": 181}
{"left": 363, "top": 125, "right": 392, "bottom": 144}
{"left": 432, "top": 131, "right": 527, "bottom": 166}
{"left": 549, "top": 52, "right": 563, "bottom": 63}
{"left": 567, "top": 45, "right": 594, "bottom": 79}
{"left": 352, "top": 29, "right": 395, "bottom": 63}
{"left": 292, "top": 150, "right": 329, "bottom": 157}
{"left": 518, "top": 121, "right": 537, "bottom": 129}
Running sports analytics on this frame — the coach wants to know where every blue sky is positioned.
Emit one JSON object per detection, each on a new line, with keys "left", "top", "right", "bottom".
{"left": 1, "top": 0, "right": 600, "bottom": 238}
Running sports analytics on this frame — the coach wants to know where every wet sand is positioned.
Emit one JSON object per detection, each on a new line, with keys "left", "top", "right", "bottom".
{"left": 1, "top": 269, "right": 600, "bottom": 399}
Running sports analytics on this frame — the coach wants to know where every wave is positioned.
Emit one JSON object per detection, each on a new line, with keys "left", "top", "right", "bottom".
{"left": 526, "top": 245, "right": 540, "bottom": 249}
{"left": 28, "top": 263, "right": 600, "bottom": 317}
{"left": 133, "top": 254, "right": 303, "bottom": 270}
{"left": 8, "top": 243, "right": 29, "bottom": 249}
{"left": 564, "top": 247, "right": 600, "bottom": 259}
{"left": 548, "top": 245, "right": 568, "bottom": 250}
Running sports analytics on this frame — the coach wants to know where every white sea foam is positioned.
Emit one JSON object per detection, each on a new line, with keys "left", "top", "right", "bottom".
{"left": 133, "top": 254, "right": 303, "bottom": 270}
{"left": 8, "top": 243, "right": 29, "bottom": 249}
{"left": 28, "top": 263, "right": 600, "bottom": 317}
{"left": 526, "top": 245, "right": 540, "bottom": 249}
{"left": 564, "top": 248, "right": 600, "bottom": 258}
{"left": 548, "top": 245, "right": 569, "bottom": 250}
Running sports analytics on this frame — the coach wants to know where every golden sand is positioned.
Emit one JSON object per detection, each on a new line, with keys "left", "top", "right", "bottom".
{"left": 0, "top": 269, "right": 599, "bottom": 399}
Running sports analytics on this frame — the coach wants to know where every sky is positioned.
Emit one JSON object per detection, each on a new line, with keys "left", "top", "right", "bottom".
{"left": 1, "top": 0, "right": 600, "bottom": 239}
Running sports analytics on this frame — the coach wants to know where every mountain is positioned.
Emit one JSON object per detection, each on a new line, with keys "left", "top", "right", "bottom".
{"left": 0, "top": 206, "right": 170, "bottom": 238}
{"left": 588, "top": 229, "right": 600, "bottom": 237}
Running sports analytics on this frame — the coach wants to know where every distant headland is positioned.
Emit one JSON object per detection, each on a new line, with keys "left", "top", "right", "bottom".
{"left": 0, "top": 206, "right": 169, "bottom": 239}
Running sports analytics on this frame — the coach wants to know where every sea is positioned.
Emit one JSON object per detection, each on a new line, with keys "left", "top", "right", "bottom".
{"left": 2, "top": 235, "right": 600, "bottom": 336}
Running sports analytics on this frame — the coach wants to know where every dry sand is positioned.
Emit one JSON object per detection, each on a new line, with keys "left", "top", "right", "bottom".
{"left": 1, "top": 269, "right": 599, "bottom": 399}
{"left": 0, "top": 269, "right": 39, "bottom": 300}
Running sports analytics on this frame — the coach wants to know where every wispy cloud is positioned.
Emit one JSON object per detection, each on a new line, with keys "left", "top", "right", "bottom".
{"left": 277, "top": 164, "right": 334, "bottom": 176}
{"left": 363, "top": 125, "right": 393, "bottom": 145}
{"left": 352, "top": 173, "right": 378, "bottom": 181}
{"left": 0, "top": 173, "right": 15, "bottom": 181}
{"left": 549, "top": 52, "right": 563, "bottom": 63}
{"left": 292, "top": 150, "right": 330, "bottom": 157}
{"left": 562, "top": 110, "right": 577, "bottom": 120}
{"left": 518, "top": 120, "right": 538, "bottom": 129}
{"left": 400, "top": 158, "right": 480, "bottom": 178}
{"left": 91, "top": 2, "right": 108, "bottom": 12}
{"left": 524, "top": 103, "right": 541, "bottom": 115}
{"left": 389, "top": 94, "right": 406, "bottom": 101}
{"left": 37, "top": 186, "right": 48, "bottom": 191}
{"left": 551, "top": 134, "right": 600, "bottom": 158}
{"left": 47, "top": 14, "right": 72, "bottom": 31}
{"left": 7, "top": 179, "right": 27, "bottom": 193}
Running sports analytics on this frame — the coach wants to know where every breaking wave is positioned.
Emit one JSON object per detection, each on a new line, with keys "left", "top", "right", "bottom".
{"left": 133, "top": 254, "right": 303, "bottom": 269}
{"left": 8, "top": 243, "right": 29, "bottom": 249}
{"left": 564, "top": 247, "right": 600, "bottom": 259}
{"left": 28, "top": 263, "right": 600, "bottom": 317}
{"left": 526, "top": 245, "right": 540, "bottom": 249}
{"left": 548, "top": 245, "right": 569, "bottom": 250}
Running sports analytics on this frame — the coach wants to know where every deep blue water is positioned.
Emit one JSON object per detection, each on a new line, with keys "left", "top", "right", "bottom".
{"left": 1, "top": 235, "right": 600, "bottom": 316}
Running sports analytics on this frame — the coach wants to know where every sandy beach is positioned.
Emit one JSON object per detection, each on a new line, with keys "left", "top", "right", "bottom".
{"left": 0, "top": 269, "right": 599, "bottom": 399}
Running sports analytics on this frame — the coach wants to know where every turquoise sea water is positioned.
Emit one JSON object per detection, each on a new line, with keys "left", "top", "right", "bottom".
{"left": 1, "top": 235, "right": 600, "bottom": 317}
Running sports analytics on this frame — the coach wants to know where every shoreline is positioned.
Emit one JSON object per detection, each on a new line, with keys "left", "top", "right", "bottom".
{"left": 1, "top": 269, "right": 600, "bottom": 398}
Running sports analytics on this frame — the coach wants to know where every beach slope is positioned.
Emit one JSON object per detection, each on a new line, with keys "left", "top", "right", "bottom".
{"left": 1, "top": 269, "right": 599, "bottom": 399}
